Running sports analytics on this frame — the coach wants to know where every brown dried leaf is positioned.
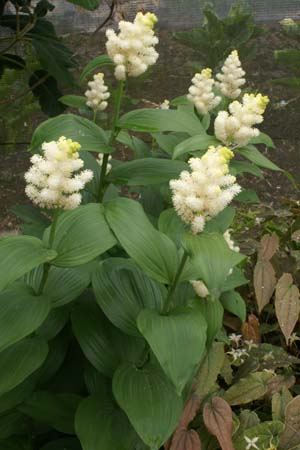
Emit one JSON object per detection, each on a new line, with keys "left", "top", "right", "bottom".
{"left": 267, "top": 375, "right": 296, "bottom": 396}
{"left": 258, "top": 233, "right": 279, "bottom": 261}
{"left": 254, "top": 260, "right": 276, "bottom": 313}
{"left": 203, "top": 397, "right": 234, "bottom": 450}
{"left": 169, "top": 429, "right": 201, "bottom": 450}
{"left": 178, "top": 395, "right": 200, "bottom": 429}
{"left": 280, "top": 395, "right": 300, "bottom": 449}
{"left": 241, "top": 314, "right": 261, "bottom": 343}
{"left": 275, "top": 273, "right": 300, "bottom": 344}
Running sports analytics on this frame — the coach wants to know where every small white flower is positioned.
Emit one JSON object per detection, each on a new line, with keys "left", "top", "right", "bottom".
{"left": 228, "top": 333, "right": 242, "bottom": 346}
{"left": 223, "top": 230, "right": 239, "bottom": 252}
{"left": 216, "top": 50, "right": 246, "bottom": 99}
{"left": 227, "top": 348, "right": 249, "bottom": 363}
{"left": 190, "top": 280, "right": 209, "bottom": 298}
{"left": 85, "top": 73, "right": 110, "bottom": 112}
{"left": 187, "top": 68, "right": 221, "bottom": 115}
{"left": 244, "top": 339, "right": 258, "bottom": 350}
{"left": 106, "top": 12, "right": 159, "bottom": 80}
{"left": 245, "top": 436, "right": 259, "bottom": 450}
{"left": 159, "top": 99, "right": 170, "bottom": 110}
{"left": 97, "top": 153, "right": 112, "bottom": 174}
{"left": 263, "top": 369, "right": 276, "bottom": 375}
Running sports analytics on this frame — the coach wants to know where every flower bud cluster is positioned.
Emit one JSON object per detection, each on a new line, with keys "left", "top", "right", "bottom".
{"left": 216, "top": 50, "right": 246, "bottom": 99}
{"left": 214, "top": 93, "right": 269, "bottom": 147}
{"left": 85, "top": 73, "right": 110, "bottom": 111}
{"left": 170, "top": 146, "right": 241, "bottom": 234}
{"left": 223, "top": 229, "right": 239, "bottom": 252}
{"left": 106, "top": 12, "right": 159, "bottom": 80}
{"left": 187, "top": 68, "right": 221, "bottom": 115}
{"left": 25, "top": 137, "right": 93, "bottom": 210}
{"left": 97, "top": 153, "right": 112, "bottom": 174}
{"left": 159, "top": 99, "right": 170, "bottom": 110}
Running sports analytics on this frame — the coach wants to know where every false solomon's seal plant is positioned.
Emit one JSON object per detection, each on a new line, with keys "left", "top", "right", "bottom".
{"left": 0, "top": 11, "right": 284, "bottom": 450}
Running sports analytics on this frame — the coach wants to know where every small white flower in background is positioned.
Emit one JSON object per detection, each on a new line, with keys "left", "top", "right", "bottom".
{"left": 187, "top": 68, "right": 221, "bottom": 115}
{"left": 244, "top": 339, "right": 258, "bottom": 350}
{"left": 216, "top": 50, "right": 246, "bottom": 99}
{"left": 214, "top": 93, "right": 269, "bottom": 147}
{"left": 280, "top": 17, "right": 296, "bottom": 27}
{"left": 170, "top": 146, "right": 241, "bottom": 234}
{"left": 244, "top": 436, "right": 259, "bottom": 450}
{"left": 85, "top": 72, "right": 110, "bottom": 111}
{"left": 159, "top": 99, "right": 170, "bottom": 110}
{"left": 223, "top": 229, "right": 240, "bottom": 252}
{"left": 227, "top": 347, "right": 249, "bottom": 363}
{"left": 106, "top": 12, "right": 159, "bottom": 80}
{"left": 25, "top": 137, "right": 93, "bottom": 210}
{"left": 228, "top": 333, "right": 242, "bottom": 346}
{"left": 190, "top": 280, "right": 209, "bottom": 298}
{"left": 97, "top": 153, "right": 112, "bottom": 174}
{"left": 263, "top": 368, "right": 276, "bottom": 375}
{"left": 288, "top": 332, "right": 300, "bottom": 345}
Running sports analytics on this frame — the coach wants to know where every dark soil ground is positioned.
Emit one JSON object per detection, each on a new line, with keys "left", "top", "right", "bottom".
{"left": 1, "top": 24, "right": 300, "bottom": 233}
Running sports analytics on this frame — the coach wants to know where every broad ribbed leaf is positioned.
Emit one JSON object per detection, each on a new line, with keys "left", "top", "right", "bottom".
{"left": 59, "top": 95, "right": 87, "bottom": 109}
{"left": 113, "top": 362, "right": 183, "bottom": 449}
{"left": 105, "top": 198, "right": 179, "bottom": 284}
{"left": 249, "top": 132, "right": 275, "bottom": 148}
{"left": 279, "top": 395, "right": 300, "bottom": 449}
{"left": 197, "top": 298, "right": 224, "bottom": 346}
{"left": 44, "top": 204, "right": 116, "bottom": 267}
{"left": 0, "top": 378, "right": 35, "bottom": 415}
{"left": 221, "top": 290, "right": 246, "bottom": 322}
{"left": 92, "top": 258, "right": 165, "bottom": 336}
{"left": 0, "top": 410, "right": 26, "bottom": 439}
{"left": 203, "top": 397, "right": 234, "bottom": 450}
{"left": 30, "top": 114, "right": 109, "bottom": 153}
{"left": 75, "top": 392, "right": 137, "bottom": 450}
{"left": 0, "top": 235, "right": 56, "bottom": 291}
{"left": 275, "top": 273, "right": 300, "bottom": 344}
{"left": 72, "top": 302, "right": 145, "bottom": 377}
{"left": 0, "top": 284, "right": 50, "bottom": 352}
{"left": 182, "top": 232, "right": 244, "bottom": 295}
{"left": 40, "top": 438, "right": 81, "bottom": 450}
{"left": 109, "top": 158, "right": 188, "bottom": 185}
{"left": 118, "top": 109, "right": 204, "bottom": 136}
{"left": 196, "top": 342, "right": 225, "bottom": 402}
{"left": 80, "top": 55, "right": 114, "bottom": 82}
{"left": 236, "top": 146, "right": 281, "bottom": 170}
{"left": 173, "top": 134, "right": 219, "bottom": 159}
{"left": 137, "top": 307, "right": 207, "bottom": 394}
{"left": 224, "top": 372, "right": 273, "bottom": 406}
{"left": 0, "top": 337, "right": 48, "bottom": 396}
{"left": 254, "top": 260, "right": 276, "bottom": 313}
{"left": 20, "top": 391, "right": 81, "bottom": 434}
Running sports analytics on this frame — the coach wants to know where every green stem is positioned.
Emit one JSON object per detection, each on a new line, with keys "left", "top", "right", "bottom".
{"left": 93, "top": 110, "right": 97, "bottom": 122}
{"left": 36, "top": 209, "right": 60, "bottom": 295}
{"left": 98, "top": 80, "right": 124, "bottom": 202}
{"left": 163, "top": 250, "right": 189, "bottom": 314}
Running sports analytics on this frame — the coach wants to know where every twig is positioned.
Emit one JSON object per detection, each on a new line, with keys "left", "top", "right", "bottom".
{"left": 93, "top": 0, "right": 116, "bottom": 35}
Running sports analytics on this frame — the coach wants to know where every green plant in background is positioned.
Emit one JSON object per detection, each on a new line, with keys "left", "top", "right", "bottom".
{"left": 173, "top": 2, "right": 263, "bottom": 70}
{"left": 0, "top": 9, "right": 299, "bottom": 450}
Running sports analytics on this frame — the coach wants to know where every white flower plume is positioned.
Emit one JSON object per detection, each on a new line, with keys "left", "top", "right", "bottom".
{"left": 187, "top": 68, "right": 221, "bottom": 115}
{"left": 216, "top": 50, "right": 246, "bottom": 99}
{"left": 85, "top": 72, "right": 110, "bottom": 111}
{"left": 25, "top": 137, "right": 93, "bottom": 210}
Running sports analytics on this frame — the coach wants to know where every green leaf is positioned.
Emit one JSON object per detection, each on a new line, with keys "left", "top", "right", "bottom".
{"left": 113, "top": 362, "right": 183, "bottom": 449}
{"left": 116, "top": 131, "right": 151, "bottom": 159}
{"left": 182, "top": 232, "right": 245, "bottom": 295}
{"left": 59, "top": 95, "right": 88, "bottom": 109}
{"left": 0, "top": 337, "right": 48, "bottom": 396}
{"left": 233, "top": 421, "right": 284, "bottom": 450}
{"left": 0, "top": 284, "right": 50, "bottom": 352}
{"left": 80, "top": 55, "right": 114, "bottom": 82}
{"left": 65, "top": 0, "right": 101, "bottom": 10}
{"left": 109, "top": 158, "right": 188, "bottom": 186}
{"left": 44, "top": 204, "right": 116, "bottom": 267}
{"left": 272, "top": 77, "right": 300, "bottom": 89}
{"left": 0, "top": 235, "right": 56, "bottom": 291}
{"left": 19, "top": 391, "right": 81, "bottom": 434}
{"left": 75, "top": 392, "right": 137, "bottom": 450}
{"left": 72, "top": 302, "right": 145, "bottom": 377}
{"left": 173, "top": 134, "right": 219, "bottom": 159}
{"left": 236, "top": 146, "right": 281, "bottom": 171}
{"left": 30, "top": 114, "right": 109, "bottom": 153}
{"left": 0, "top": 437, "right": 31, "bottom": 450}
{"left": 40, "top": 438, "right": 81, "bottom": 450}
{"left": 118, "top": 109, "right": 204, "bottom": 136}
{"left": 92, "top": 258, "right": 165, "bottom": 336}
{"left": 0, "top": 410, "right": 26, "bottom": 439}
{"left": 204, "top": 207, "right": 235, "bottom": 233}
{"left": 0, "top": 54, "right": 25, "bottom": 77}
{"left": 222, "top": 267, "right": 248, "bottom": 292}
{"left": 230, "top": 161, "right": 263, "bottom": 178}
{"left": 224, "top": 372, "right": 274, "bottom": 405}
{"left": 196, "top": 299, "right": 224, "bottom": 346}
{"left": 275, "top": 49, "right": 300, "bottom": 70}
{"left": 29, "top": 70, "right": 66, "bottom": 117}
{"left": 196, "top": 342, "right": 225, "bottom": 402}
{"left": 0, "top": 378, "right": 35, "bottom": 415}
{"left": 105, "top": 198, "right": 179, "bottom": 284}
{"left": 152, "top": 133, "right": 187, "bottom": 156}
{"left": 249, "top": 132, "right": 275, "bottom": 148}
{"left": 158, "top": 208, "right": 186, "bottom": 248}
{"left": 137, "top": 307, "right": 207, "bottom": 394}
{"left": 37, "top": 307, "right": 69, "bottom": 340}
{"left": 221, "top": 290, "right": 246, "bottom": 322}
{"left": 235, "top": 189, "right": 260, "bottom": 204}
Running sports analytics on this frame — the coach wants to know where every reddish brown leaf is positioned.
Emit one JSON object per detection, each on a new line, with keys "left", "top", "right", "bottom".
{"left": 258, "top": 233, "right": 279, "bottom": 261}
{"left": 170, "top": 429, "right": 201, "bottom": 450}
{"left": 267, "top": 375, "right": 296, "bottom": 396}
{"left": 203, "top": 396, "right": 234, "bottom": 450}
{"left": 275, "top": 273, "right": 300, "bottom": 344}
{"left": 254, "top": 260, "right": 277, "bottom": 313}
{"left": 279, "top": 395, "right": 300, "bottom": 448}
{"left": 241, "top": 314, "right": 261, "bottom": 343}
{"left": 178, "top": 395, "right": 201, "bottom": 429}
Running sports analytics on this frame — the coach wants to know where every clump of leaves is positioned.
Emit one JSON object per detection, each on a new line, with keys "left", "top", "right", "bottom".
{"left": 173, "top": 2, "right": 263, "bottom": 70}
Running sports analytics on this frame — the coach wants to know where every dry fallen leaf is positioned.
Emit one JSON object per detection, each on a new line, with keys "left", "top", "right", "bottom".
{"left": 203, "top": 396, "right": 234, "bottom": 450}
{"left": 280, "top": 395, "right": 300, "bottom": 449}
{"left": 254, "top": 260, "right": 276, "bottom": 313}
{"left": 241, "top": 314, "right": 261, "bottom": 343}
{"left": 275, "top": 273, "right": 300, "bottom": 344}
{"left": 258, "top": 233, "right": 279, "bottom": 261}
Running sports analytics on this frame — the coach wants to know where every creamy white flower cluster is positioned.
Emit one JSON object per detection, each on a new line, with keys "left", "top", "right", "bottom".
{"left": 159, "top": 99, "right": 170, "bottom": 110}
{"left": 216, "top": 50, "right": 246, "bottom": 99}
{"left": 170, "top": 146, "right": 241, "bottom": 234}
{"left": 25, "top": 137, "right": 93, "bottom": 210}
{"left": 214, "top": 93, "right": 269, "bottom": 147}
{"left": 223, "top": 229, "right": 240, "bottom": 252}
{"left": 106, "top": 12, "right": 159, "bottom": 80}
{"left": 97, "top": 153, "right": 112, "bottom": 174}
{"left": 85, "top": 73, "right": 110, "bottom": 111}
{"left": 187, "top": 68, "right": 221, "bottom": 115}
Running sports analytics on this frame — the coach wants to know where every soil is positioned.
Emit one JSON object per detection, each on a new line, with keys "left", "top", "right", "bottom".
{"left": 1, "top": 24, "right": 300, "bottom": 233}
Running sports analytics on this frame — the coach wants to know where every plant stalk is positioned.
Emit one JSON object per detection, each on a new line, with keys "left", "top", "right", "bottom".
{"left": 98, "top": 79, "right": 124, "bottom": 202}
{"left": 163, "top": 250, "right": 189, "bottom": 314}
